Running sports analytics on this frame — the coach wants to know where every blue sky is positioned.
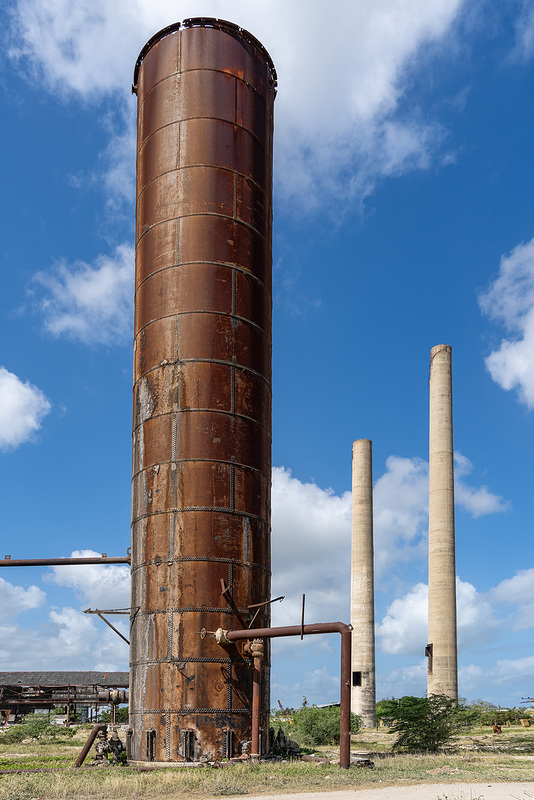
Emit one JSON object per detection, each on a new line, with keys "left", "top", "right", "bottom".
{"left": 1, "top": 0, "right": 534, "bottom": 711}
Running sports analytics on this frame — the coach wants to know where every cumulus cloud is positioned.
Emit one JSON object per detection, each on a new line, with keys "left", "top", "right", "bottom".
{"left": 377, "top": 660, "right": 428, "bottom": 700}
{"left": 491, "top": 568, "right": 534, "bottom": 631}
{"left": 0, "top": 577, "right": 46, "bottom": 620}
{"left": 0, "top": 607, "right": 128, "bottom": 671}
{"left": 479, "top": 237, "right": 534, "bottom": 409}
{"left": 46, "top": 549, "right": 131, "bottom": 609}
{"left": 33, "top": 243, "right": 134, "bottom": 345}
{"left": 454, "top": 452, "right": 509, "bottom": 517}
{"left": 272, "top": 454, "right": 506, "bottom": 628}
{"left": 0, "top": 367, "right": 51, "bottom": 451}
{"left": 373, "top": 456, "right": 429, "bottom": 576}
{"left": 9, "top": 0, "right": 466, "bottom": 209}
{"left": 271, "top": 466, "right": 352, "bottom": 627}
{"left": 377, "top": 578, "right": 499, "bottom": 656}
{"left": 460, "top": 655, "right": 534, "bottom": 695}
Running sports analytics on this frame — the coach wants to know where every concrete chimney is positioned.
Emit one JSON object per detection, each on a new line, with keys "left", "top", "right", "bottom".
{"left": 351, "top": 439, "right": 376, "bottom": 726}
{"left": 427, "top": 344, "right": 458, "bottom": 700}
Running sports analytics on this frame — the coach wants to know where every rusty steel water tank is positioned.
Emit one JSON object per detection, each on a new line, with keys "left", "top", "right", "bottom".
{"left": 129, "top": 19, "right": 276, "bottom": 762}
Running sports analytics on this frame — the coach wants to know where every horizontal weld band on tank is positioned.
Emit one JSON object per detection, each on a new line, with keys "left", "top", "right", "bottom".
{"left": 134, "top": 358, "right": 272, "bottom": 390}
{"left": 137, "top": 119, "right": 269, "bottom": 170}
{"left": 131, "top": 606, "right": 251, "bottom": 615}
{"left": 132, "top": 458, "right": 270, "bottom": 482}
{"left": 132, "top": 507, "right": 269, "bottom": 523}
{"left": 136, "top": 210, "right": 268, "bottom": 248}
{"left": 134, "top": 310, "right": 271, "bottom": 343}
{"left": 134, "top": 254, "right": 270, "bottom": 295}
{"left": 132, "top": 411, "right": 271, "bottom": 440}
{"left": 129, "top": 707, "right": 252, "bottom": 715}
{"left": 130, "top": 657, "right": 232, "bottom": 666}
{"left": 132, "top": 18, "right": 277, "bottom": 95}
{"left": 131, "top": 555, "right": 270, "bottom": 572}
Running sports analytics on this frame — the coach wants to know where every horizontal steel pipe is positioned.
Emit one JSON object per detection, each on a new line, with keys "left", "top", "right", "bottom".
{"left": 0, "top": 557, "right": 130, "bottom": 567}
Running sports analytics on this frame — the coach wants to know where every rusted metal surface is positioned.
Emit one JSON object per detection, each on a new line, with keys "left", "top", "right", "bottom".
{"left": 130, "top": 19, "right": 275, "bottom": 762}
{"left": 0, "top": 556, "right": 130, "bottom": 567}
{"left": 223, "top": 622, "right": 352, "bottom": 769}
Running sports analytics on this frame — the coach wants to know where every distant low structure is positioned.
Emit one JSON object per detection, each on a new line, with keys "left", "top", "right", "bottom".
{"left": 0, "top": 671, "right": 128, "bottom": 723}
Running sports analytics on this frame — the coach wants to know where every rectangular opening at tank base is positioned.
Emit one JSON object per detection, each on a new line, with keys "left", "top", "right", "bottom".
{"left": 352, "top": 671, "right": 362, "bottom": 687}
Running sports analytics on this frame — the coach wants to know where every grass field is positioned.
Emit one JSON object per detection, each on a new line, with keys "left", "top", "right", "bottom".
{"left": 1, "top": 723, "right": 533, "bottom": 799}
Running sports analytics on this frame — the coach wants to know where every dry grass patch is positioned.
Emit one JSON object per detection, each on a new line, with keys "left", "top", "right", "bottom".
{"left": 1, "top": 724, "right": 534, "bottom": 799}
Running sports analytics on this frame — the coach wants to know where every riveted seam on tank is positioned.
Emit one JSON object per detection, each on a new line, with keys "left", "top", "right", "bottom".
{"left": 129, "top": 707, "right": 252, "bottom": 715}
{"left": 131, "top": 457, "right": 271, "bottom": 483}
{"left": 134, "top": 359, "right": 272, "bottom": 390}
{"left": 130, "top": 555, "right": 270, "bottom": 571}
{"left": 132, "top": 606, "right": 251, "bottom": 614}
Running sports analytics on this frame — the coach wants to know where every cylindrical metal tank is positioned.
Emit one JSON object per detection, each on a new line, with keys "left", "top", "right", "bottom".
{"left": 130, "top": 18, "right": 276, "bottom": 762}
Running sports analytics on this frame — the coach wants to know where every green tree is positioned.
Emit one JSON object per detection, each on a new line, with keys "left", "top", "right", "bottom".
{"left": 381, "top": 695, "right": 461, "bottom": 752}
{"left": 98, "top": 706, "right": 129, "bottom": 724}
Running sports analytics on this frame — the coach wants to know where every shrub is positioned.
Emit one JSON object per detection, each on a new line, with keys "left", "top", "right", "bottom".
{"left": 1, "top": 715, "right": 75, "bottom": 744}
{"left": 381, "top": 694, "right": 461, "bottom": 752}
{"left": 291, "top": 704, "right": 361, "bottom": 747}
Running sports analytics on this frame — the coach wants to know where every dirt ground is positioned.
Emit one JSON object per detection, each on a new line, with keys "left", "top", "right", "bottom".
{"left": 221, "top": 784, "right": 534, "bottom": 800}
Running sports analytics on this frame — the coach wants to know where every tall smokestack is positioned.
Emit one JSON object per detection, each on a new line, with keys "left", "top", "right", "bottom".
{"left": 129, "top": 19, "right": 276, "bottom": 762}
{"left": 350, "top": 439, "right": 376, "bottom": 727}
{"left": 427, "top": 344, "right": 458, "bottom": 700}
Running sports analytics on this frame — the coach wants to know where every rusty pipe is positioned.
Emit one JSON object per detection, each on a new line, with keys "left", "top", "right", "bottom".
{"left": 224, "top": 622, "right": 352, "bottom": 768}
{"left": 73, "top": 723, "right": 107, "bottom": 768}
{"left": 251, "top": 655, "right": 261, "bottom": 756}
{"left": 0, "top": 557, "right": 130, "bottom": 567}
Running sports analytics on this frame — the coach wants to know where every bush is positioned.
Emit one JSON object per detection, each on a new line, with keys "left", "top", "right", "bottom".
{"left": 381, "top": 695, "right": 461, "bottom": 752}
{"left": 1, "top": 715, "right": 75, "bottom": 744}
{"left": 290, "top": 705, "right": 361, "bottom": 747}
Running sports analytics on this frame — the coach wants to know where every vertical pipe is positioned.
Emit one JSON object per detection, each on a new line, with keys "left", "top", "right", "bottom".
{"left": 350, "top": 439, "right": 376, "bottom": 727}
{"left": 251, "top": 656, "right": 261, "bottom": 756}
{"left": 130, "top": 19, "right": 276, "bottom": 762}
{"left": 427, "top": 344, "right": 458, "bottom": 700}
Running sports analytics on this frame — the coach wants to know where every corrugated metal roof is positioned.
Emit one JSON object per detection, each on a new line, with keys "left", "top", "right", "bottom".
{"left": 0, "top": 671, "right": 128, "bottom": 687}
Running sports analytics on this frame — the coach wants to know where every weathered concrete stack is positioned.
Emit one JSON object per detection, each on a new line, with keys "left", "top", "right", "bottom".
{"left": 427, "top": 344, "right": 458, "bottom": 700}
{"left": 129, "top": 19, "right": 276, "bottom": 762}
{"left": 350, "top": 439, "right": 376, "bottom": 727}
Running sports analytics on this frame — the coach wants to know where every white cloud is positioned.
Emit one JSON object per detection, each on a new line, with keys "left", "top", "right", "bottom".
{"left": 271, "top": 467, "right": 352, "bottom": 627}
{"left": 0, "top": 577, "right": 46, "bottom": 620}
{"left": 0, "top": 607, "right": 129, "bottom": 671}
{"left": 460, "top": 655, "right": 534, "bottom": 695}
{"left": 491, "top": 568, "right": 534, "bottom": 631}
{"left": 33, "top": 243, "right": 134, "bottom": 345}
{"left": 377, "top": 578, "right": 499, "bottom": 656}
{"left": 479, "top": 237, "right": 534, "bottom": 409}
{"left": 0, "top": 367, "right": 51, "bottom": 451}
{"left": 454, "top": 451, "right": 509, "bottom": 517}
{"left": 377, "top": 660, "right": 428, "bottom": 700}
{"left": 9, "top": 0, "right": 466, "bottom": 209}
{"left": 513, "top": 0, "right": 534, "bottom": 61}
{"left": 377, "top": 582, "right": 428, "bottom": 656}
{"left": 373, "top": 456, "right": 429, "bottom": 576}
{"left": 46, "top": 549, "right": 131, "bottom": 609}
{"left": 271, "top": 454, "right": 506, "bottom": 630}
